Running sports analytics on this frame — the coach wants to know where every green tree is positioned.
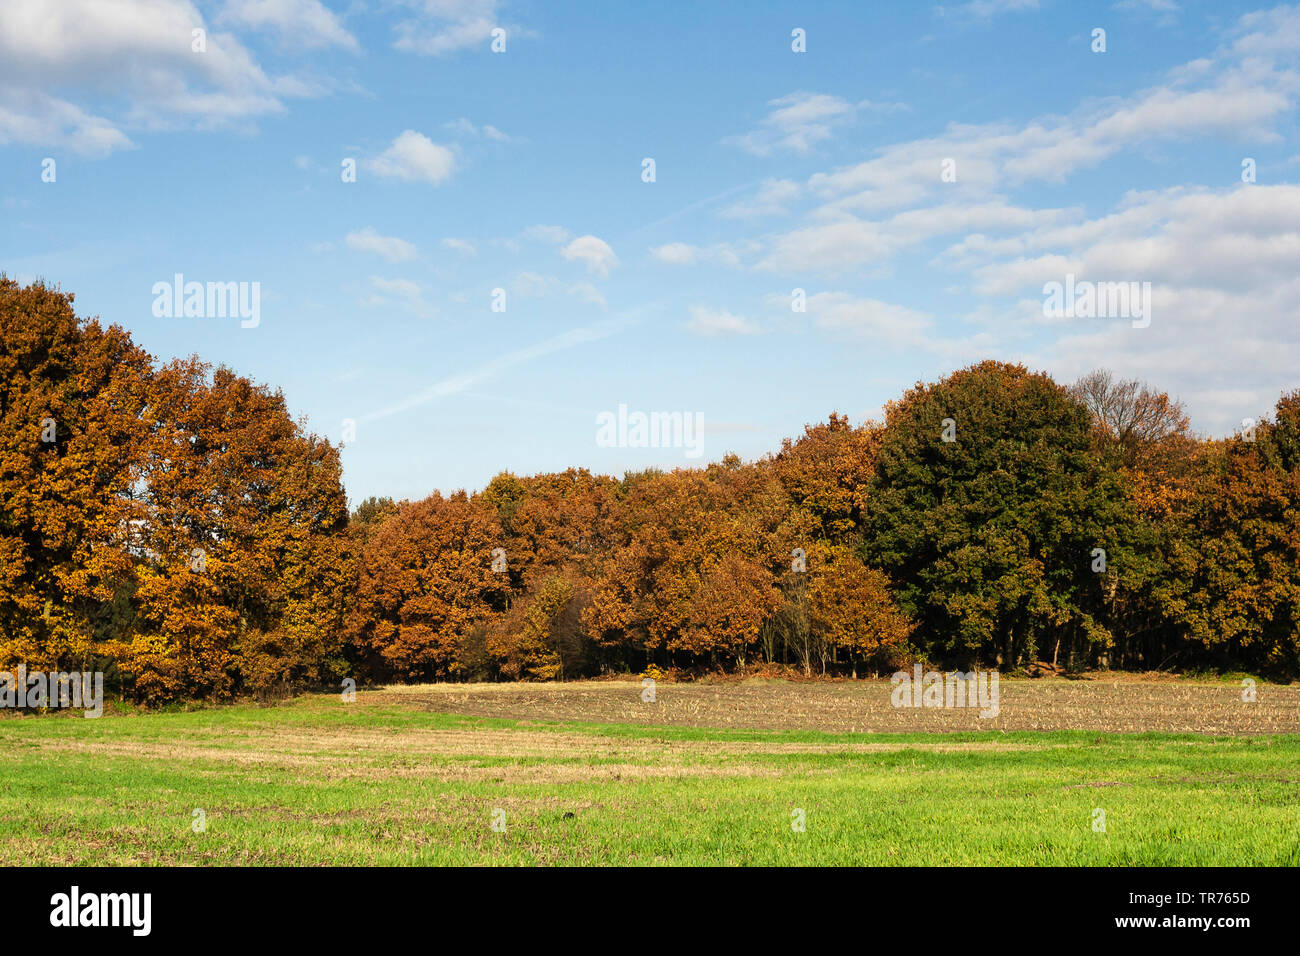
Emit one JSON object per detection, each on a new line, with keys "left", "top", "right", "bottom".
{"left": 866, "top": 361, "right": 1127, "bottom": 669}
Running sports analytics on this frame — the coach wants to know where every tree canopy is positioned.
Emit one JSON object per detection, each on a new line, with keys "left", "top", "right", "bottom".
{"left": 3, "top": 278, "right": 1297, "bottom": 699}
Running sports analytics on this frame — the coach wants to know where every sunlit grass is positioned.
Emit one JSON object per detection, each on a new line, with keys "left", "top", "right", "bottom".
{"left": 1, "top": 693, "right": 1295, "bottom": 865}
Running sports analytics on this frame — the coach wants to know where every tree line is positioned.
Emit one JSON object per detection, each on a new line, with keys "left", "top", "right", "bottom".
{"left": 3, "top": 278, "right": 1297, "bottom": 702}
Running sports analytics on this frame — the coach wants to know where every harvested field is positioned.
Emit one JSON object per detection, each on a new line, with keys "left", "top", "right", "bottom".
{"left": 368, "top": 677, "right": 1300, "bottom": 735}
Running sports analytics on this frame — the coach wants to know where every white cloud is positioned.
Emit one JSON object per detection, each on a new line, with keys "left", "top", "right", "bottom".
{"left": 491, "top": 224, "right": 570, "bottom": 254}
{"left": 720, "top": 178, "right": 803, "bottom": 219}
{"left": 0, "top": 0, "right": 322, "bottom": 154}
{"left": 726, "top": 92, "right": 903, "bottom": 156}
{"left": 392, "top": 0, "right": 504, "bottom": 56}
{"left": 347, "top": 227, "right": 419, "bottom": 262}
{"left": 445, "top": 116, "right": 510, "bottom": 141}
{"left": 967, "top": 185, "right": 1300, "bottom": 295}
{"left": 361, "top": 275, "right": 433, "bottom": 317}
{"left": 218, "top": 0, "right": 358, "bottom": 51}
{"left": 568, "top": 282, "right": 607, "bottom": 307}
{"left": 802, "top": 292, "right": 934, "bottom": 347}
{"left": 1226, "top": 4, "right": 1300, "bottom": 59}
{"left": 1114, "top": 0, "right": 1180, "bottom": 16}
{"left": 799, "top": 26, "right": 1296, "bottom": 217}
{"left": 650, "top": 242, "right": 744, "bottom": 267}
{"left": 365, "top": 130, "right": 457, "bottom": 184}
{"left": 651, "top": 243, "right": 703, "bottom": 266}
{"left": 512, "top": 272, "right": 553, "bottom": 298}
{"left": 520, "top": 224, "right": 570, "bottom": 245}
{"left": 711, "top": 6, "right": 1300, "bottom": 439}
{"left": 0, "top": 88, "right": 133, "bottom": 156}
{"left": 370, "top": 276, "right": 422, "bottom": 299}
{"left": 929, "top": 182, "right": 1300, "bottom": 434}
{"left": 757, "top": 220, "right": 896, "bottom": 274}
{"left": 561, "top": 235, "right": 619, "bottom": 277}
{"left": 888, "top": 200, "right": 1073, "bottom": 243}
{"left": 687, "top": 306, "right": 757, "bottom": 337}
{"left": 441, "top": 237, "right": 477, "bottom": 255}
{"left": 934, "top": 0, "right": 1039, "bottom": 20}
{"left": 509, "top": 272, "right": 608, "bottom": 306}
{"left": 1028, "top": 275, "right": 1300, "bottom": 436}
{"left": 751, "top": 6, "right": 1300, "bottom": 278}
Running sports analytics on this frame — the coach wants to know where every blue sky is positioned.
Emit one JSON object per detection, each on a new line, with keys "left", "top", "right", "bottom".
{"left": 3, "top": 0, "right": 1299, "bottom": 504}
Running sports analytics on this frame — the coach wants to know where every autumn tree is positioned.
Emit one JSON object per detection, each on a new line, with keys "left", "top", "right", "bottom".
{"left": 348, "top": 491, "right": 506, "bottom": 680}
{"left": 770, "top": 413, "right": 881, "bottom": 543}
{"left": 1175, "top": 392, "right": 1300, "bottom": 674}
{"left": 1070, "top": 369, "right": 1206, "bottom": 670}
{"left": 580, "top": 456, "right": 796, "bottom": 672}
{"left": 487, "top": 571, "right": 588, "bottom": 680}
{"left": 806, "top": 544, "right": 911, "bottom": 675}
{"left": 0, "top": 279, "right": 151, "bottom": 678}
{"left": 352, "top": 496, "right": 397, "bottom": 529}
{"left": 0, "top": 280, "right": 351, "bottom": 702}
{"left": 1071, "top": 369, "right": 1191, "bottom": 464}
{"left": 128, "top": 359, "right": 349, "bottom": 700}
{"left": 9, "top": 273, "right": 1295, "bottom": 690}
{"left": 682, "top": 551, "right": 781, "bottom": 669}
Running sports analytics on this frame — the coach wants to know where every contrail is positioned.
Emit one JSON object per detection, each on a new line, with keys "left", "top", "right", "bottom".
{"left": 358, "top": 301, "right": 664, "bottom": 424}
{"left": 623, "top": 180, "right": 760, "bottom": 238}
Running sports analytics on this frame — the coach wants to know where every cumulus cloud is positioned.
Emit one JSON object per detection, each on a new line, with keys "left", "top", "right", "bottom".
{"left": 346, "top": 227, "right": 419, "bottom": 262}
{"left": 370, "top": 276, "right": 422, "bottom": 299}
{"left": 218, "top": 0, "right": 358, "bottom": 51}
{"left": 0, "top": 88, "right": 133, "bottom": 156}
{"left": 757, "top": 220, "right": 897, "bottom": 274}
{"left": 703, "top": 5, "right": 1300, "bottom": 440}
{"left": 509, "top": 272, "right": 608, "bottom": 306}
{"left": 0, "top": 0, "right": 323, "bottom": 155}
{"left": 960, "top": 186, "right": 1300, "bottom": 295}
{"left": 750, "top": 5, "right": 1300, "bottom": 278}
{"left": 364, "top": 130, "right": 457, "bottom": 184}
{"left": 720, "top": 178, "right": 803, "bottom": 219}
{"left": 687, "top": 306, "right": 757, "bottom": 337}
{"left": 726, "top": 92, "right": 906, "bottom": 156}
{"left": 933, "top": 184, "right": 1300, "bottom": 433}
{"left": 361, "top": 275, "right": 433, "bottom": 317}
{"left": 561, "top": 235, "right": 619, "bottom": 277}
{"left": 803, "top": 293, "right": 934, "bottom": 347}
{"left": 441, "top": 237, "right": 477, "bottom": 255}
{"left": 392, "top": 0, "right": 505, "bottom": 55}
{"left": 650, "top": 242, "right": 744, "bottom": 268}
{"left": 651, "top": 243, "right": 703, "bottom": 266}
{"left": 1114, "top": 0, "right": 1180, "bottom": 17}
{"left": 568, "top": 282, "right": 607, "bottom": 307}
{"left": 934, "top": 0, "right": 1040, "bottom": 21}
{"left": 444, "top": 116, "right": 510, "bottom": 141}
{"left": 520, "top": 224, "right": 570, "bottom": 245}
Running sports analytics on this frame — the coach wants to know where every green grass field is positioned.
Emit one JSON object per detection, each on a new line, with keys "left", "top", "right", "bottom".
{"left": 2, "top": 688, "right": 1297, "bottom": 865}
